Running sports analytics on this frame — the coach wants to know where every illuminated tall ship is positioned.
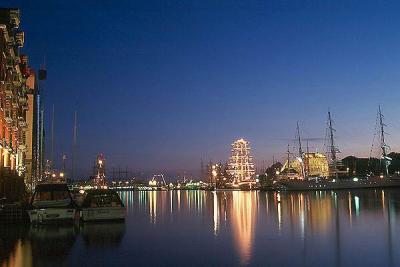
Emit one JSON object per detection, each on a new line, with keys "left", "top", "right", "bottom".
{"left": 227, "top": 138, "right": 257, "bottom": 189}
{"left": 277, "top": 108, "right": 400, "bottom": 190}
{"left": 279, "top": 123, "right": 329, "bottom": 181}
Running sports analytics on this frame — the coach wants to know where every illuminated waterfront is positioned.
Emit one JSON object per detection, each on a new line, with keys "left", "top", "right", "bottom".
{"left": 1, "top": 190, "right": 400, "bottom": 266}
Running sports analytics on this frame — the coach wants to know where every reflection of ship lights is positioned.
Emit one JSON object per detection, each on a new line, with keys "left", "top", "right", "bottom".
{"left": 277, "top": 193, "right": 282, "bottom": 232}
{"left": 213, "top": 192, "right": 219, "bottom": 236}
{"left": 149, "top": 191, "right": 157, "bottom": 224}
{"left": 231, "top": 191, "right": 257, "bottom": 266}
{"left": 354, "top": 196, "right": 360, "bottom": 216}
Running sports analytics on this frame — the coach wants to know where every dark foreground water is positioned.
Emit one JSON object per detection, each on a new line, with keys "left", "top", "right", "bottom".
{"left": 1, "top": 190, "right": 400, "bottom": 267}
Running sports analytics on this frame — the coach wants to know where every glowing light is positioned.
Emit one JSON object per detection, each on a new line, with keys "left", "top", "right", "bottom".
{"left": 353, "top": 178, "right": 359, "bottom": 182}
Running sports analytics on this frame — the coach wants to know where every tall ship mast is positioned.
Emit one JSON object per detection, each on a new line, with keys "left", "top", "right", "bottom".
{"left": 325, "top": 111, "right": 342, "bottom": 179}
{"left": 295, "top": 122, "right": 306, "bottom": 179}
{"left": 378, "top": 106, "right": 391, "bottom": 177}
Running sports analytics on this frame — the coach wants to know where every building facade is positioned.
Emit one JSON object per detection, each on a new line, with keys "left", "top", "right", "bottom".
{"left": 0, "top": 8, "right": 42, "bottom": 194}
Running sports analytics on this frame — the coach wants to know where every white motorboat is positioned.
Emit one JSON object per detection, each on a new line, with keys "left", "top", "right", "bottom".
{"left": 27, "top": 183, "right": 77, "bottom": 224}
{"left": 80, "top": 189, "right": 125, "bottom": 222}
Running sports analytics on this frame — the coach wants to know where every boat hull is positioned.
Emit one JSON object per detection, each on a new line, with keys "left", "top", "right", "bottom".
{"left": 81, "top": 207, "right": 125, "bottom": 222}
{"left": 27, "top": 208, "right": 76, "bottom": 224}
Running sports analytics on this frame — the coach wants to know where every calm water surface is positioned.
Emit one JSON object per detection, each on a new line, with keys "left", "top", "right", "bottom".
{"left": 1, "top": 190, "right": 400, "bottom": 267}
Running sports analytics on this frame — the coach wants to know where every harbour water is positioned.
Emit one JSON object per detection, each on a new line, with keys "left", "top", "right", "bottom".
{"left": 1, "top": 189, "right": 400, "bottom": 267}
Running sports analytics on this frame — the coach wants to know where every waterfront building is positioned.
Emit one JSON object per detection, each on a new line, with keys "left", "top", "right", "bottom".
{"left": 21, "top": 55, "right": 42, "bottom": 190}
{"left": 0, "top": 8, "right": 41, "bottom": 196}
{"left": 227, "top": 138, "right": 256, "bottom": 183}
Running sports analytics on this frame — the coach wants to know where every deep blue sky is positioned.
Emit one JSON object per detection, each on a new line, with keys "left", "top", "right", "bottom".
{"left": 4, "top": 0, "right": 400, "bottom": 178}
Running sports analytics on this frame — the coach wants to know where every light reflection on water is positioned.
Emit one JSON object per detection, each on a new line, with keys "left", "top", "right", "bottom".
{"left": 1, "top": 189, "right": 400, "bottom": 266}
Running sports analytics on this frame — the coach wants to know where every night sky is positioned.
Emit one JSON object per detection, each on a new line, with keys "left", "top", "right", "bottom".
{"left": 4, "top": 0, "right": 400, "bottom": 178}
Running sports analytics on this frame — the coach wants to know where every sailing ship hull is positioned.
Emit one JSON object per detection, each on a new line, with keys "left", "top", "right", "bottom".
{"left": 276, "top": 178, "right": 400, "bottom": 191}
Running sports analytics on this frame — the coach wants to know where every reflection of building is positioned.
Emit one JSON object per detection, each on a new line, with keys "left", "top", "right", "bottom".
{"left": 272, "top": 192, "right": 333, "bottom": 235}
{"left": 228, "top": 138, "right": 255, "bottom": 182}
{"left": 281, "top": 152, "right": 329, "bottom": 179}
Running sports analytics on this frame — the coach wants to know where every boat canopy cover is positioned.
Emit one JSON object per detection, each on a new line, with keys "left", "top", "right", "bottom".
{"left": 81, "top": 189, "right": 123, "bottom": 208}
{"left": 31, "top": 183, "right": 75, "bottom": 208}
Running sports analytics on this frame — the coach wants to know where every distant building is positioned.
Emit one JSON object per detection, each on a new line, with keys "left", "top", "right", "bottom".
{"left": 227, "top": 138, "right": 256, "bottom": 182}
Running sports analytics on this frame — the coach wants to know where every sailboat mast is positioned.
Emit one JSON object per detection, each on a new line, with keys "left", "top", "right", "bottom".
{"left": 296, "top": 122, "right": 306, "bottom": 179}
{"left": 51, "top": 104, "right": 55, "bottom": 172}
{"left": 296, "top": 122, "right": 303, "bottom": 157}
{"left": 287, "top": 144, "right": 291, "bottom": 178}
{"left": 72, "top": 111, "right": 77, "bottom": 180}
{"left": 379, "top": 106, "right": 387, "bottom": 158}
{"left": 306, "top": 140, "right": 310, "bottom": 177}
{"left": 328, "top": 112, "right": 336, "bottom": 161}
{"left": 328, "top": 111, "right": 338, "bottom": 180}
{"left": 378, "top": 106, "right": 390, "bottom": 177}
